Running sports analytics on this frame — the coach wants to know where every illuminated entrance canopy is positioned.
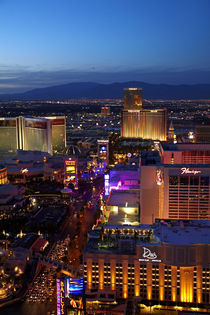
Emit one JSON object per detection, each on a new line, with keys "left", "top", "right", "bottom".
{"left": 139, "top": 247, "right": 161, "bottom": 263}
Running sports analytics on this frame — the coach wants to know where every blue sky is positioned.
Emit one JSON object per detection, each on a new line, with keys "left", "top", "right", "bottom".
{"left": 0, "top": 0, "right": 210, "bottom": 93}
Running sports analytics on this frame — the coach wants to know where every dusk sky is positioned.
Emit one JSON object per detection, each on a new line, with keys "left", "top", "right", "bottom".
{"left": 0, "top": 0, "right": 210, "bottom": 93}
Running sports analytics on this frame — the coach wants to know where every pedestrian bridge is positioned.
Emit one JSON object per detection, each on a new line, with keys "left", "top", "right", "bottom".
{"left": 39, "top": 256, "right": 75, "bottom": 276}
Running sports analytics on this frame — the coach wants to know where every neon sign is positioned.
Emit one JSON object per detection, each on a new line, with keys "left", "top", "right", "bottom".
{"left": 67, "top": 277, "right": 84, "bottom": 295}
{"left": 139, "top": 247, "right": 161, "bottom": 263}
{"left": 57, "top": 279, "right": 61, "bottom": 315}
{"left": 65, "top": 160, "right": 75, "bottom": 166}
{"left": 181, "top": 168, "right": 201, "bottom": 175}
{"left": 21, "top": 168, "right": 28, "bottom": 174}
{"left": 104, "top": 174, "right": 109, "bottom": 196}
{"left": 57, "top": 277, "right": 84, "bottom": 314}
{"left": 156, "top": 169, "right": 163, "bottom": 185}
{"left": 60, "top": 280, "right": 65, "bottom": 315}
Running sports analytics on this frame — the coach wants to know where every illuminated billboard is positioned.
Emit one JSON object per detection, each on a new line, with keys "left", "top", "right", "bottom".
{"left": 97, "top": 139, "right": 109, "bottom": 165}
{"left": 57, "top": 277, "right": 85, "bottom": 315}
{"left": 67, "top": 277, "right": 84, "bottom": 295}
{"left": 104, "top": 174, "right": 109, "bottom": 196}
{"left": 66, "top": 166, "right": 75, "bottom": 173}
{"left": 64, "top": 158, "right": 78, "bottom": 189}
{"left": 57, "top": 278, "right": 66, "bottom": 315}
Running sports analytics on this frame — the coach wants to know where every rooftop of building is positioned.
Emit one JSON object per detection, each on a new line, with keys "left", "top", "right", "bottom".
{"left": 85, "top": 220, "right": 210, "bottom": 255}
{"left": 0, "top": 184, "right": 19, "bottom": 193}
{"left": 110, "top": 163, "right": 139, "bottom": 171}
{"left": 124, "top": 88, "right": 142, "bottom": 91}
{"left": 141, "top": 150, "right": 210, "bottom": 167}
{"left": 161, "top": 142, "right": 210, "bottom": 152}
{"left": 12, "top": 233, "right": 39, "bottom": 250}
{"left": 154, "top": 219, "right": 210, "bottom": 245}
{"left": 85, "top": 226, "right": 158, "bottom": 255}
{"left": 107, "top": 190, "right": 139, "bottom": 208}
{"left": 141, "top": 150, "right": 162, "bottom": 166}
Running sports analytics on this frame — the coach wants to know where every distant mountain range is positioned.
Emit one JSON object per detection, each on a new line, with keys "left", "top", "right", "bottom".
{"left": 0, "top": 81, "right": 210, "bottom": 100}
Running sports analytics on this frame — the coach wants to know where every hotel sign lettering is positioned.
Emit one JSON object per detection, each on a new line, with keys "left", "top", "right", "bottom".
{"left": 181, "top": 168, "right": 201, "bottom": 175}
{"left": 139, "top": 247, "right": 161, "bottom": 263}
{"left": 60, "top": 280, "right": 65, "bottom": 315}
{"left": 57, "top": 279, "right": 66, "bottom": 315}
{"left": 57, "top": 279, "right": 61, "bottom": 315}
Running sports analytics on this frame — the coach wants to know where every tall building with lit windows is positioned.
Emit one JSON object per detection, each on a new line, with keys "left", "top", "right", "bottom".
{"left": 121, "top": 88, "right": 167, "bottom": 141}
{"left": 140, "top": 143, "right": 210, "bottom": 224}
{"left": 0, "top": 166, "right": 7, "bottom": 184}
{"left": 124, "top": 88, "right": 142, "bottom": 110}
{"left": 0, "top": 116, "right": 66, "bottom": 156}
{"left": 83, "top": 220, "right": 210, "bottom": 309}
{"left": 43, "top": 116, "right": 66, "bottom": 154}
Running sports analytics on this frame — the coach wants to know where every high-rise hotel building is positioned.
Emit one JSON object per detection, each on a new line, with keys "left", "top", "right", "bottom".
{"left": 140, "top": 143, "right": 210, "bottom": 224}
{"left": 0, "top": 116, "right": 66, "bottom": 156}
{"left": 121, "top": 88, "right": 167, "bottom": 141}
{"left": 84, "top": 220, "right": 210, "bottom": 308}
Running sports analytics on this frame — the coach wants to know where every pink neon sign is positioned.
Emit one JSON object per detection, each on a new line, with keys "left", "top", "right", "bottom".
{"left": 181, "top": 168, "right": 201, "bottom": 175}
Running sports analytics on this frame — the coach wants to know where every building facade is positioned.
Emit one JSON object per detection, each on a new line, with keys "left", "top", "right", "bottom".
{"left": 195, "top": 125, "right": 210, "bottom": 143}
{"left": 0, "top": 116, "right": 66, "bottom": 156}
{"left": 124, "top": 88, "right": 142, "bottom": 110}
{"left": 84, "top": 221, "right": 210, "bottom": 308}
{"left": 121, "top": 89, "right": 167, "bottom": 141}
{"left": 0, "top": 118, "right": 18, "bottom": 154}
{"left": 140, "top": 143, "right": 210, "bottom": 224}
{"left": 0, "top": 166, "right": 7, "bottom": 184}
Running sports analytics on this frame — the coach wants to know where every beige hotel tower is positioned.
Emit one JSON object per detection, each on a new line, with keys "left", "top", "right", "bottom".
{"left": 121, "top": 88, "right": 167, "bottom": 141}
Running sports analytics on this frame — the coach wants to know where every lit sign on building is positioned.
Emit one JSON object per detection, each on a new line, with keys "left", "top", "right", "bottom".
{"left": 57, "top": 277, "right": 84, "bottom": 314}
{"left": 60, "top": 279, "right": 65, "bottom": 315}
{"left": 67, "top": 277, "right": 84, "bottom": 295}
{"left": 57, "top": 279, "right": 61, "bottom": 315}
{"left": 64, "top": 158, "right": 78, "bottom": 189}
{"left": 156, "top": 169, "right": 163, "bottom": 185}
{"left": 65, "top": 160, "right": 76, "bottom": 166}
{"left": 57, "top": 279, "right": 66, "bottom": 315}
{"left": 66, "top": 166, "right": 75, "bottom": 173}
{"left": 97, "top": 139, "right": 109, "bottom": 164}
{"left": 99, "top": 145, "right": 107, "bottom": 159}
{"left": 139, "top": 247, "right": 161, "bottom": 263}
{"left": 181, "top": 168, "right": 201, "bottom": 175}
{"left": 21, "top": 168, "right": 28, "bottom": 174}
{"left": 104, "top": 174, "right": 109, "bottom": 196}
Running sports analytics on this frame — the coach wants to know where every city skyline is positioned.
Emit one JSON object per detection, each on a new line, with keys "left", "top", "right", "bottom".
{"left": 0, "top": 0, "right": 210, "bottom": 93}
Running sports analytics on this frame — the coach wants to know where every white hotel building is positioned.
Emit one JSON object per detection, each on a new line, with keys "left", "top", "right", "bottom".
{"left": 140, "top": 143, "right": 210, "bottom": 224}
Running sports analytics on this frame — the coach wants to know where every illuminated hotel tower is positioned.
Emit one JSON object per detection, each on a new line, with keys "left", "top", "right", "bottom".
{"left": 121, "top": 88, "right": 167, "bottom": 141}
{"left": 124, "top": 88, "right": 142, "bottom": 110}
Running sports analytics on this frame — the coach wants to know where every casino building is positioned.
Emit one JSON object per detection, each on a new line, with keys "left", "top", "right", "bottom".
{"left": 83, "top": 220, "right": 210, "bottom": 309}
{"left": 140, "top": 143, "right": 210, "bottom": 224}
{"left": 121, "top": 88, "right": 167, "bottom": 141}
{"left": 0, "top": 116, "right": 66, "bottom": 155}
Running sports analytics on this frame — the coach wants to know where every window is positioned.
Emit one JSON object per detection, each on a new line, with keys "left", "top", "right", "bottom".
{"left": 180, "top": 177, "right": 188, "bottom": 185}
{"left": 169, "top": 176, "right": 178, "bottom": 185}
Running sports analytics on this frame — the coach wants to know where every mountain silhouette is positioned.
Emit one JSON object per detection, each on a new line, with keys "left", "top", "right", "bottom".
{"left": 0, "top": 81, "right": 210, "bottom": 100}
